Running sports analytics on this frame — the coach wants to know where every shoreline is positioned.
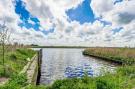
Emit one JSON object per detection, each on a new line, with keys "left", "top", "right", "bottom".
{"left": 83, "top": 52, "right": 123, "bottom": 65}
{"left": 83, "top": 48, "right": 135, "bottom": 65}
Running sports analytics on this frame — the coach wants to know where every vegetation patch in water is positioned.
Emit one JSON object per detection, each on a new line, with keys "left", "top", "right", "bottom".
{"left": 83, "top": 47, "right": 135, "bottom": 65}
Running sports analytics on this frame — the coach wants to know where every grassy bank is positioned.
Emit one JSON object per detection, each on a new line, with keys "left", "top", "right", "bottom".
{"left": 0, "top": 47, "right": 36, "bottom": 77}
{"left": 0, "top": 47, "right": 36, "bottom": 89}
{"left": 1, "top": 47, "right": 135, "bottom": 89}
{"left": 83, "top": 48, "right": 135, "bottom": 65}
{"left": 0, "top": 73, "right": 27, "bottom": 89}
{"left": 25, "top": 66, "right": 135, "bottom": 89}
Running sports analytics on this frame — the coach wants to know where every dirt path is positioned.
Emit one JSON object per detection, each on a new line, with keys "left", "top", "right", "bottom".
{"left": 0, "top": 77, "right": 8, "bottom": 85}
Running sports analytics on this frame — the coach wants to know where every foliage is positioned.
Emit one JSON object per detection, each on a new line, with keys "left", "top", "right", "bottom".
{"left": 0, "top": 73, "right": 27, "bottom": 89}
{"left": 0, "top": 47, "right": 36, "bottom": 88}
{"left": 25, "top": 65, "right": 135, "bottom": 89}
{"left": 2, "top": 66, "right": 134, "bottom": 89}
{"left": 0, "top": 48, "right": 36, "bottom": 77}
{"left": 25, "top": 85, "right": 47, "bottom": 89}
{"left": 9, "top": 53, "right": 17, "bottom": 60}
{"left": 46, "top": 66, "right": 135, "bottom": 89}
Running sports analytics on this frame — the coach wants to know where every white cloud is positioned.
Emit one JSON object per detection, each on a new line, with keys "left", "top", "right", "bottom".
{"left": 23, "top": 0, "right": 118, "bottom": 47}
{"left": 91, "top": 0, "right": 114, "bottom": 17}
{"left": 0, "top": 0, "right": 134, "bottom": 47}
{"left": 90, "top": 0, "right": 135, "bottom": 47}
{"left": 23, "top": 0, "right": 84, "bottom": 30}
{"left": 0, "top": 0, "right": 47, "bottom": 45}
{"left": 22, "top": 0, "right": 135, "bottom": 47}
{"left": 91, "top": 0, "right": 135, "bottom": 26}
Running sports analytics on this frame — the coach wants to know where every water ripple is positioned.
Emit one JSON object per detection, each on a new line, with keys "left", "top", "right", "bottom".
{"left": 64, "top": 64, "right": 94, "bottom": 78}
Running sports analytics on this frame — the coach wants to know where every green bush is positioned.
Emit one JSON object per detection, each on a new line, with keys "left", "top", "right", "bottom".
{"left": 96, "top": 79, "right": 112, "bottom": 89}
{"left": 10, "top": 53, "right": 17, "bottom": 60}
{"left": 0, "top": 65, "right": 13, "bottom": 77}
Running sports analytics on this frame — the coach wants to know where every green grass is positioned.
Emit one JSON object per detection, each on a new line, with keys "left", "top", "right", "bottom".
{"left": 25, "top": 66, "right": 135, "bottom": 89}
{"left": 0, "top": 73, "right": 27, "bottom": 89}
{"left": 1, "top": 66, "right": 135, "bottom": 89}
{"left": 0, "top": 47, "right": 36, "bottom": 89}
{"left": 0, "top": 48, "right": 36, "bottom": 77}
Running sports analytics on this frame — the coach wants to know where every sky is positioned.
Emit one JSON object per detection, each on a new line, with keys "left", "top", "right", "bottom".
{"left": 0, "top": 0, "right": 135, "bottom": 47}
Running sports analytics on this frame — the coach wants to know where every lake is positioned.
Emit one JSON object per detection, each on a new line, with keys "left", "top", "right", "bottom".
{"left": 40, "top": 48, "right": 118, "bottom": 85}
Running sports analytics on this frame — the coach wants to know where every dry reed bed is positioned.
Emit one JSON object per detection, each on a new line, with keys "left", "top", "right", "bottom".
{"left": 83, "top": 47, "right": 135, "bottom": 65}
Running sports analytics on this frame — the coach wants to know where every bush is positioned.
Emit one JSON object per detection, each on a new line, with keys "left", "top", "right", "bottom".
{"left": 96, "top": 79, "right": 112, "bottom": 89}
{"left": 10, "top": 54, "right": 17, "bottom": 60}
{"left": 0, "top": 65, "right": 13, "bottom": 77}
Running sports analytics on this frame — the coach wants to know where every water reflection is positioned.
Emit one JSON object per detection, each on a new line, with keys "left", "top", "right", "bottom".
{"left": 65, "top": 64, "right": 94, "bottom": 78}
{"left": 40, "top": 48, "right": 118, "bottom": 85}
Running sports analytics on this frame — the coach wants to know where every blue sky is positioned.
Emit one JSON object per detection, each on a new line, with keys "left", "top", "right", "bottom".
{"left": 15, "top": 0, "right": 55, "bottom": 34}
{"left": 1, "top": 0, "right": 134, "bottom": 46}
{"left": 15, "top": 0, "right": 96, "bottom": 32}
{"left": 15, "top": 0, "right": 118, "bottom": 33}
{"left": 15, "top": 0, "right": 40, "bottom": 30}
{"left": 66, "top": 0, "right": 95, "bottom": 24}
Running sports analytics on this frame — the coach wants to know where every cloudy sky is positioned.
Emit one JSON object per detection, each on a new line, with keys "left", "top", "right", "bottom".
{"left": 0, "top": 0, "right": 135, "bottom": 47}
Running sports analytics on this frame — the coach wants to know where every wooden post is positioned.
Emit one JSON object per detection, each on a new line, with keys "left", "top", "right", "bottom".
{"left": 36, "top": 49, "right": 42, "bottom": 85}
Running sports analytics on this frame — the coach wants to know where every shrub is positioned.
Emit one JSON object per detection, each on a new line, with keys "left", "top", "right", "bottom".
{"left": 96, "top": 79, "right": 112, "bottom": 89}
{"left": 10, "top": 53, "right": 17, "bottom": 60}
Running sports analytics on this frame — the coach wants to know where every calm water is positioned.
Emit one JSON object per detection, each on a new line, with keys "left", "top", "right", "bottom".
{"left": 40, "top": 48, "right": 118, "bottom": 85}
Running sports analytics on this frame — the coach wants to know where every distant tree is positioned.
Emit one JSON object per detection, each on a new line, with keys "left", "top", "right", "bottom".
{"left": 0, "top": 21, "right": 11, "bottom": 75}
{"left": 30, "top": 44, "right": 38, "bottom": 46}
